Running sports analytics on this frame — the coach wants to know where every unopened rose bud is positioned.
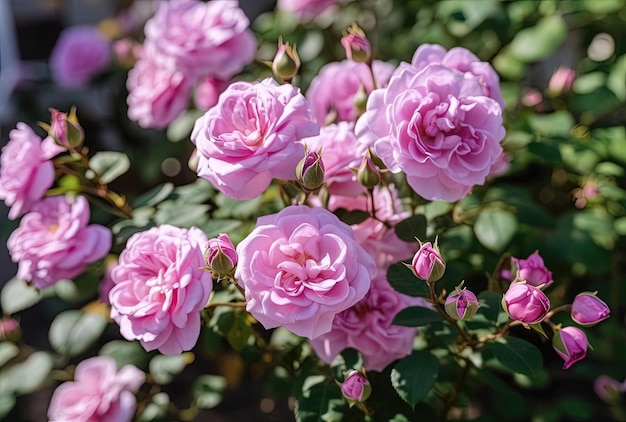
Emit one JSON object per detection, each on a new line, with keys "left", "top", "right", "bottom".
{"left": 552, "top": 326, "right": 588, "bottom": 369}
{"left": 548, "top": 66, "right": 575, "bottom": 97}
{"left": 341, "top": 23, "right": 371, "bottom": 63}
{"left": 296, "top": 147, "right": 325, "bottom": 191}
{"left": 502, "top": 282, "right": 550, "bottom": 324}
{"left": 513, "top": 251, "right": 553, "bottom": 289}
{"left": 272, "top": 36, "right": 300, "bottom": 82}
{"left": 204, "top": 233, "right": 237, "bottom": 276}
{"left": 409, "top": 238, "right": 445, "bottom": 283}
{"left": 594, "top": 375, "right": 623, "bottom": 404}
{"left": 47, "top": 107, "right": 84, "bottom": 149}
{"left": 353, "top": 83, "right": 368, "bottom": 116}
{"left": 0, "top": 317, "right": 21, "bottom": 342}
{"left": 356, "top": 150, "right": 380, "bottom": 189}
{"left": 571, "top": 292, "right": 610, "bottom": 327}
{"left": 339, "top": 370, "right": 371, "bottom": 406}
{"left": 445, "top": 284, "right": 479, "bottom": 321}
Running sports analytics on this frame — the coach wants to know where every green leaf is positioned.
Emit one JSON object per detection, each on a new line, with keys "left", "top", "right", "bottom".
{"left": 527, "top": 111, "right": 574, "bottom": 138}
{"left": 474, "top": 208, "right": 518, "bottom": 252}
{"left": 332, "top": 208, "right": 370, "bottom": 225}
{"left": 99, "top": 340, "right": 149, "bottom": 369}
{"left": 149, "top": 353, "right": 194, "bottom": 385}
{"left": 48, "top": 310, "right": 108, "bottom": 356}
{"left": 477, "top": 290, "right": 509, "bottom": 325}
{"left": 393, "top": 306, "right": 443, "bottom": 327}
{"left": 330, "top": 348, "right": 363, "bottom": 380}
{"left": 508, "top": 15, "right": 567, "bottom": 63}
{"left": 394, "top": 215, "right": 427, "bottom": 243}
{"left": 193, "top": 374, "right": 227, "bottom": 409}
{"left": 88, "top": 151, "right": 131, "bottom": 184}
{"left": 0, "top": 394, "right": 15, "bottom": 420}
{"left": 0, "top": 343, "right": 19, "bottom": 368}
{"left": 137, "top": 392, "right": 170, "bottom": 422}
{"left": 132, "top": 183, "right": 175, "bottom": 207}
{"left": 0, "top": 351, "right": 53, "bottom": 395}
{"left": 53, "top": 272, "right": 100, "bottom": 304}
{"left": 491, "top": 337, "right": 543, "bottom": 377}
{"left": 0, "top": 278, "right": 42, "bottom": 315}
{"left": 166, "top": 110, "right": 204, "bottom": 143}
{"left": 387, "top": 262, "right": 430, "bottom": 298}
{"left": 295, "top": 377, "right": 346, "bottom": 422}
{"left": 391, "top": 351, "right": 439, "bottom": 408}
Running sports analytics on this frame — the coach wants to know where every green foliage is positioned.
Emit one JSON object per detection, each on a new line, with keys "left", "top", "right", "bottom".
{"left": 391, "top": 351, "right": 439, "bottom": 408}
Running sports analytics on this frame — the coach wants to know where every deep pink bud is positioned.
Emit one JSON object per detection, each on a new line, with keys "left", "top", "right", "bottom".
{"left": 552, "top": 326, "right": 588, "bottom": 369}
{"left": 445, "top": 287, "right": 479, "bottom": 321}
{"left": 548, "top": 66, "right": 575, "bottom": 96}
{"left": 410, "top": 240, "right": 445, "bottom": 283}
{"left": 340, "top": 370, "right": 371, "bottom": 405}
{"left": 571, "top": 292, "right": 610, "bottom": 326}
{"left": 513, "top": 251, "right": 553, "bottom": 288}
{"left": 0, "top": 317, "right": 21, "bottom": 342}
{"left": 47, "top": 107, "right": 84, "bottom": 149}
{"left": 341, "top": 24, "right": 371, "bottom": 63}
{"left": 502, "top": 282, "right": 550, "bottom": 324}
{"left": 594, "top": 375, "right": 623, "bottom": 403}
{"left": 204, "top": 233, "right": 237, "bottom": 276}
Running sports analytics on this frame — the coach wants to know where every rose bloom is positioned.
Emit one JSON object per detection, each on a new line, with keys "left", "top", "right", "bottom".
{"left": 307, "top": 60, "right": 395, "bottom": 124}
{"left": 513, "top": 251, "right": 553, "bottom": 288}
{"left": 310, "top": 276, "right": 429, "bottom": 371}
{"left": 0, "top": 123, "right": 63, "bottom": 219}
{"left": 502, "top": 282, "right": 550, "bottom": 324}
{"left": 276, "top": 0, "right": 338, "bottom": 20}
{"left": 126, "top": 57, "right": 192, "bottom": 129}
{"left": 109, "top": 225, "right": 213, "bottom": 355}
{"left": 553, "top": 326, "right": 588, "bottom": 369}
{"left": 235, "top": 205, "right": 376, "bottom": 339}
{"left": 356, "top": 62, "right": 505, "bottom": 202}
{"left": 50, "top": 25, "right": 111, "bottom": 87}
{"left": 7, "top": 195, "right": 111, "bottom": 289}
{"left": 191, "top": 78, "right": 319, "bottom": 200}
{"left": 325, "top": 184, "right": 415, "bottom": 270}
{"left": 302, "top": 122, "right": 367, "bottom": 196}
{"left": 411, "top": 44, "right": 505, "bottom": 109}
{"left": 48, "top": 356, "right": 144, "bottom": 422}
{"left": 143, "top": 0, "right": 256, "bottom": 80}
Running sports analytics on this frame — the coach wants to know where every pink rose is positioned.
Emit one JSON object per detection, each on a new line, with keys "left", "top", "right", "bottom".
{"left": 109, "top": 225, "right": 212, "bottom": 355}
{"left": 143, "top": 0, "right": 256, "bottom": 80}
{"left": 7, "top": 195, "right": 111, "bottom": 289}
{"left": 276, "top": 0, "right": 338, "bottom": 20}
{"left": 48, "top": 356, "right": 144, "bottom": 422}
{"left": 310, "top": 277, "right": 428, "bottom": 371}
{"left": 307, "top": 60, "right": 395, "bottom": 124}
{"left": 50, "top": 25, "right": 111, "bottom": 87}
{"left": 571, "top": 292, "right": 610, "bottom": 327}
{"left": 126, "top": 57, "right": 192, "bottom": 129}
{"left": 325, "top": 185, "right": 415, "bottom": 270}
{"left": 194, "top": 76, "right": 229, "bottom": 111}
{"left": 513, "top": 251, "right": 553, "bottom": 288}
{"left": 302, "top": 122, "right": 367, "bottom": 196}
{"left": 340, "top": 370, "right": 371, "bottom": 403}
{"left": 552, "top": 326, "right": 588, "bottom": 369}
{"left": 356, "top": 62, "right": 505, "bottom": 201}
{"left": 191, "top": 78, "right": 319, "bottom": 200}
{"left": 502, "top": 282, "right": 550, "bottom": 324}
{"left": 235, "top": 205, "right": 376, "bottom": 339}
{"left": 411, "top": 44, "right": 505, "bottom": 109}
{"left": 411, "top": 241, "right": 445, "bottom": 283}
{"left": 0, "top": 123, "right": 62, "bottom": 219}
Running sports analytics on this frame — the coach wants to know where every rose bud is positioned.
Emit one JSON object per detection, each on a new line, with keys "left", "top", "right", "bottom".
{"left": 341, "top": 23, "right": 371, "bottom": 63}
{"left": 339, "top": 370, "right": 371, "bottom": 406}
{"left": 0, "top": 317, "right": 21, "bottom": 342}
{"left": 513, "top": 251, "right": 553, "bottom": 289}
{"left": 272, "top": 36, "right": 300, "bottom": 82}
{"left": 296, "top": 147, "right": 325, "bottom": 191}
{"left": 356, "top": 150, "right": 380, "bottom": 189}
{"left": 571, "top": 291, "right": 610, "bottom": 326}
{"left": 42, "top": 107, "right": 84, "bottom": 150}
{"left": 409, "top": 239, "right": 445, "bottom": 283}
{"left": 594, "top": 375, "right": 623, "bottom": 404}
{"left": 445, "top": 285, "right": 479, "bottom": 321}
{"left": 204, "top": 233, "right": 237, "bottom": 276}
{"left": 548, "top": 66, "right": 575, "bottom": 97}
{"left": 502, "top": 282, "right": 550, "bottom": 324}
{"left": 552, "top": 326, "right": 588, "bottom": 369}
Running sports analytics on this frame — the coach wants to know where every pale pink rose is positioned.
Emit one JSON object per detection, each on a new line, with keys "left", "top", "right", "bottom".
{"left": 126, "top": 57, "right": 192, "bottom": 129}
{"left": 513, "top": 251, "right": 553, "bottom": 288}
{"left": 302, "top": 122, "right": 367, "bottom": 196}
{"left": 50, "top": 25, "right": 111, "bottom": 87}
{"left": 307, "top": 60, "right": 395, "bottom": 125}
{"left": 411, "top": 44, "right": 505, "bottom": 109}
{"left": 48, "top": 356, "right": 144, "bottom": 422}
{"left": 7, "top": 195, "right": 111, "bottom": 289}
{"left": 191, "top": 78, "right": 319, "bottom": 200}
{"left": 143, "top": 0, "right": 256, "bottom": 80}
{"left": 488, "top": 151, "right": 510, "bottom": 178}
{"left": 276, "top": 0, "right": 338, "bottom": 20}
{"left": 325, "top": 185, "right": 415, "bottom": 269}
{"left": 98, "top": 259, "right": 117, "bottom": 305}
{"left": 194, "top": 76, "right": 229, "bottom": 111}
{"left": 0, "top": 123, "right": 62, "bottom": 219}
{"left": 310, "top": 276, "right": 428, "bottom": 371}
{"left": 356, "top": 62, "right": 505, "bottom": 201}
{"left": 235, "top": 205, "right": 376, "bottom": 339}
{"left": 109, "top": 225, "right": 212, "bottom": 355}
